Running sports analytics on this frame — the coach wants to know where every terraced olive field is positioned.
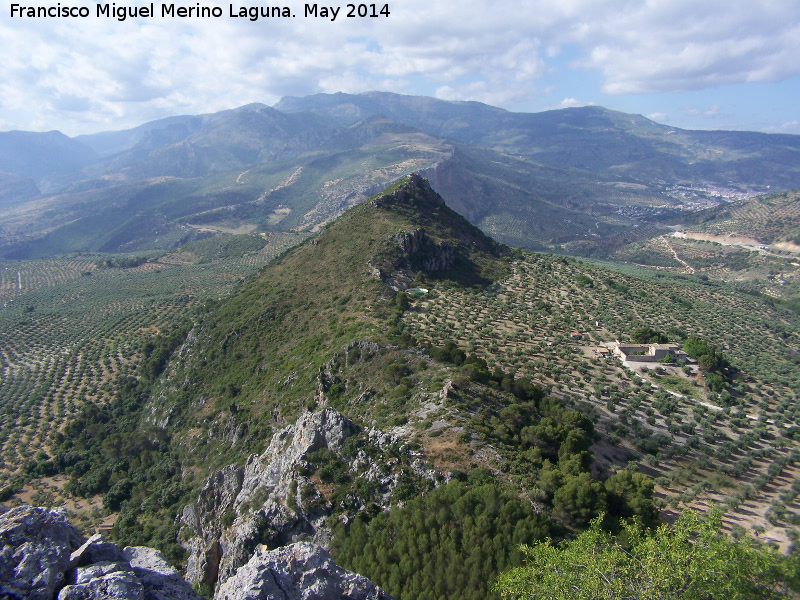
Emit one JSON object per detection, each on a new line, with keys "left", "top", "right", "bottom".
{"left": 686, "top": 190, "right": 800, "bottom": 246}
{"left": 0, "top": 233, "right": 306, "bottom": 488}
{"left": 403, "top": 253, "right": 800, "bottom": 547}
{"left": 612, "top": 234, "right": 800, "bottom": 304}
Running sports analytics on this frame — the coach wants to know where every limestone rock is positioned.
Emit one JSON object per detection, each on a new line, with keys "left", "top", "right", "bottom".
{"left": 214, "top": 542, "right": 391, "bottom": 600}
{"left": 181, "top": 404, "right": 439, "bottom": 593}
{"left": 58, "top": 571, "right": 144, "bottom": 600}
{"left": 182, "top": 408, "right": 359, "bottom": 590}
{"left": 69, "top": 561, "right": 133, "bottom": 585}
{"left": 0, "top": 506, "right": 200, "bottom": 600}
{"left": 393, "top": 229, "right": 456, "bottom": 274}
{"left": 0, "top": 505, "right": 82, "bottom": 600}
{"left": 68, "top": 533, "right": 125, "bottom": 570}
{"left": 123, "top": 546, "right": 201, "bottom": 600}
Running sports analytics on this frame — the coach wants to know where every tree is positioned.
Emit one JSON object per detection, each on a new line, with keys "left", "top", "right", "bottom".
{"left": 494, "top": 510, "right": 799, "bottom": 599}
{"left": 631, "top": 326, "right": 668, "bottom": 344}
{"left": 551, "top": 472, "right": 606, "bottom": 528}
{"left": 603, "top": 470, "right": 658, "bottom": 528}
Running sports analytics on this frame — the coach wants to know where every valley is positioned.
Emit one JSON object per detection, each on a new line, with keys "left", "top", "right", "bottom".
{"left": 2, "top": 93, "right": 800, "bottom": 599}
{"left": 4, "top": 93, "right": 800, "bottom": 263}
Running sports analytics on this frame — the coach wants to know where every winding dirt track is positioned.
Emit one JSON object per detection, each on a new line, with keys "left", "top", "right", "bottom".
{"left": 663, "top": 238, "right": 695, "bottom": 273}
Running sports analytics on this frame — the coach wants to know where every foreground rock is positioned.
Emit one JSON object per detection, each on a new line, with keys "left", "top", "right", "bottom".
{"left": 216, "top": 542, "right": 391, "bottom": 600}
{"left": 0, "top": 506, "right": 82, "bottom": 600}
{"left": 1, "top": 505, "right": 391, "bottom": 600}
{"left": 0, "top": 505, "right": 201, "bottom": 600}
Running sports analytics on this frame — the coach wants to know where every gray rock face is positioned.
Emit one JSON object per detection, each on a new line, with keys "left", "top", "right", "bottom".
{"left": 68, "top": 533, "right": 126, "bottom": 570}
{"left": 182, "top": 405, "right": 441, "bottom": 593}
{"left": 0, "top": 506, "right": 82, "bottom": 600}
{"left": 214, "top": 542, "right": 391, "bottom": 600}
{"left": 0, "top": 506, "right": 200, "bottom": 600}
{"left": 1, "top": 505, "right": 390, "bottom": 600}
{"left": 394, "top": 229, "right": 456, "bottom": 273}
{"left": 58, "top": 570, "right": 143, "bottom": 600}
{"left": 182, "top": 408, "right": 357, "bottom": 590}
{"left": 123, "top": 546, "right": 200, "bottom": 600}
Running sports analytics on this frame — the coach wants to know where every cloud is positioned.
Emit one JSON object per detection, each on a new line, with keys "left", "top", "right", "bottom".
{"left": 557, "top": 97, "right": 595, "bottom": 109}
{"left": 767, "top": 120, "right": 800, "bottom": 134}
{"left": 685, "top": 105, "right": 724, "bottom": 120}
{"left": 565, "top": 0, "right": 800, "bottom": 94}
{"left": 1, "top": 0, "right": 799, "bottom": 133}
{"left": 648, "top": 112, "right": 668, "bottom": 123}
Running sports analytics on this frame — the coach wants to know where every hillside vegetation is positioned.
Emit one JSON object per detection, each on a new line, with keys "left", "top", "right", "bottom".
{"left": 686, "top": 190, "right": 800, "bottom": 245}
{"left": 1, "top": 176, "right": 799, "bottom": 599}
{"left": 0, "top": 232, "right": 306, "bottom": 516}
{"left": 612, "top": 189, "right": 800, "bottom": 307}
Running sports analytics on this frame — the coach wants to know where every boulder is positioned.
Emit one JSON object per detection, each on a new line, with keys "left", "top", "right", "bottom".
{"left": 0, "top": 506, "right": 82, "bottom": 600}
{"left": 58, "top": 570, "right": 143, "bottom": 600}
{"left": 0, "top": 506, "right": 200, "bottom": 600}
{"left": 123, "top": 546, "right": 201, "bottom": 600}
{"left": 214, "top": 542, "right": 391, "bottom": 600}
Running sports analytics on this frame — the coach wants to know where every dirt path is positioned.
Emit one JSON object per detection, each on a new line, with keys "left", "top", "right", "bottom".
{"left": 662, "top": 238, "right": 695, "bottom": 274}
{"left": 236, "top": 169, "right": 250, "bottom": 184}
{"left": 671, "top": 231, "right": 799, "bottom": 258}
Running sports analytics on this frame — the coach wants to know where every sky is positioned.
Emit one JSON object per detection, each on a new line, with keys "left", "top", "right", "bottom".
{"left": 1, "top": 0, "right": 799, "bottom": 136}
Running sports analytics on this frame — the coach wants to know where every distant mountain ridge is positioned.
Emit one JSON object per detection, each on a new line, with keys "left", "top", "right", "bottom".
{"left": 2, "top": 91, "right": 800, "bottom": 258}
{"left": 277, "top": 91, "right": 800, "bottom": 189}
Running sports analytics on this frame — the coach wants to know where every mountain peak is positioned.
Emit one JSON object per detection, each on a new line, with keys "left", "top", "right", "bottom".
{"left": 357, "top": 174, "right": 509, "bottom": 287}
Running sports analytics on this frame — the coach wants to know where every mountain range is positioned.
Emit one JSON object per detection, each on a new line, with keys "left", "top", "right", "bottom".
{"left": 2, "top": 92, "right": 800, "bottom": 259}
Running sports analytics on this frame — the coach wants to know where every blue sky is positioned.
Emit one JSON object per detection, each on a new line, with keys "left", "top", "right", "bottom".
{"left": 1, "top": 0, "right": 798, "bottom": 136}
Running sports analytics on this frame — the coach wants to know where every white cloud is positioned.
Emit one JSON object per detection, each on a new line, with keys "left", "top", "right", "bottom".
{"left": 557, "top": 97, "right": 595, "bottom": 109}
{"left": 1, "top": 0, "right": 798, "bottom": 133}
{"left": 767, "top": 120, "right": 800, "bottom": 134}
{"left": 565, "top": 0, "right": 800, "bottom": 94}
{"left": 648, "top": 112, "right": 668, "bottom": 123}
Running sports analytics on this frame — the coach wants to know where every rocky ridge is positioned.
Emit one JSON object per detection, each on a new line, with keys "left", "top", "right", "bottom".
{"left": 215, "top": 542, "right": 391, "bottom": 600}
{"left": 180, "top": 406, "right": 438, "bottom": 593}
{"left": 0, "top": 505, "right": 390, "bottom": 600}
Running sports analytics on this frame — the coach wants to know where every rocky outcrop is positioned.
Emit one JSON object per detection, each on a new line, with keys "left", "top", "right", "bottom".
{"left": 215, "top": 542, "right": 391, "bottom": 600}
{"left": 393, "top": 229, "right": 456, "bottom": 273}
{"left": 0, "top": 506, "right": 82, "bottom": 600}
{"left": 0, "top": 506, "right": 201, "bottom": 600}
{"left": 122, "top": 546, "right": 201, "bottom": 600}
{"left": 1, "top": 506, "right": 390, "bottom": 600}
{"left": 181, "top": 405, "right": 436, "bottom": 593}
{"left": 315, "top": 341, "right": 382, "bottom": 407}
{"left": 181, "top": 408, "right": 358, "bottom": 590}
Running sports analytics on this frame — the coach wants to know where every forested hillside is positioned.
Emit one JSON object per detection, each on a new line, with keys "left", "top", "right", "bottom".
{"left": 2, "top": 176, "right": 799, "bottom": 599}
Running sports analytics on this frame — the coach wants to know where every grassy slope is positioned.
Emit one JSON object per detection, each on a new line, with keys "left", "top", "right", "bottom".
{"left": 150, "top": 174, "right": 510, "bottom": 467}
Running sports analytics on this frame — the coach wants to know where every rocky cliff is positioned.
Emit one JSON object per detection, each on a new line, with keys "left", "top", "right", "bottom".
{"left": 215, "top": 543, "right": 391, "bottom": 600}
{"left": 179, "top": 407, "right": 437, "bottom": 593}
{"left": 0, "top": 505, "right": 390, "bottom": 600}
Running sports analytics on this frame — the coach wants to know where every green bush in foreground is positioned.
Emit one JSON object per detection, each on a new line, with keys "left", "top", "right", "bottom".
{"left": 494, "top": 509, "right": 799, "bottom": 599}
